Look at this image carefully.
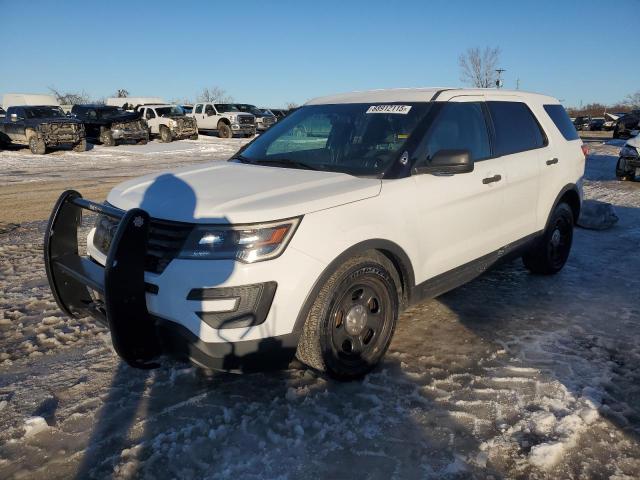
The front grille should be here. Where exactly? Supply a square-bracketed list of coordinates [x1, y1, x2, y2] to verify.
[93, 213, 192, 274]
[112, 119, 145, 131]
[263, 116, 275, 126]
[239, 116, 254, 125]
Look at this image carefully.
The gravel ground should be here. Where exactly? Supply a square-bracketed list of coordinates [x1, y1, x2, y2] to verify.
[0, 137, 639, 479]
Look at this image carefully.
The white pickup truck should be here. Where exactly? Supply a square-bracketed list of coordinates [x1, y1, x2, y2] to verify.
[136, 104, 198, 142]
[187, 102, 255, 138]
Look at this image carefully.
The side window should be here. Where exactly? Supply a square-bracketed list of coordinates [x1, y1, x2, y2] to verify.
[488, 101, 546, 156]
[87, 109, 97, 120]
[204, 104, 214, 115]
[194, 104, 203, 114]
[418, 102, 490, 162]
[146, 108, 156, 120]
[543, 104, 579, 141]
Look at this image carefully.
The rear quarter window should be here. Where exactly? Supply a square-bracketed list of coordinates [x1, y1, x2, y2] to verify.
[543, 104, 579, 141]
[488, 101, 547, 156]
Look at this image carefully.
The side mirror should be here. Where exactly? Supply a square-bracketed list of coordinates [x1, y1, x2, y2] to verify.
[10, 113, 20, 122]
[413, 149, 474, 175]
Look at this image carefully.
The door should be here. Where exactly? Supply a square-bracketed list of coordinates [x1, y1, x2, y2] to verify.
[6, 108, 27, 141]
[486, 100, 545, 240]
[144, 108, 159, 134]
[85, 109, 100, 139]
[203, 103, 220, 129]
[412, 98, 507, 280]
[193, 103, 206, 128]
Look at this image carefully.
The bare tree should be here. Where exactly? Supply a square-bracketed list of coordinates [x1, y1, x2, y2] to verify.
[624, 91, 640, 109]
[197, 87, 233, 103]
[114, 89, 129, 98]
[48, 86, 92, 105]
[458, 47, 501, 88]
[285, 102, 299, 110]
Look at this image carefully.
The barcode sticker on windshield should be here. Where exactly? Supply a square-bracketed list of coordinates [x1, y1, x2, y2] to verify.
[366, 105, 412, 114]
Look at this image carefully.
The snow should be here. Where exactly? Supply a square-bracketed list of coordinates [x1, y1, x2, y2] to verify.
[0, 137, 639, 478]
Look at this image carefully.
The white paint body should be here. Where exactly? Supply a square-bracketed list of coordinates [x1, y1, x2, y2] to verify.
[88, 88, 585, 345]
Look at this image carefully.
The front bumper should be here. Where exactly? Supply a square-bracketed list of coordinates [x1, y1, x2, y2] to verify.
[43, 133, 84, 146]
[231, 123, 256, 135]
[112, 127, 148, 141]
[45, 191, 323, 371]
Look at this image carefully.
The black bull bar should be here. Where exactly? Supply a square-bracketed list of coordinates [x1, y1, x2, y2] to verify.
[44, 190, 161, 368]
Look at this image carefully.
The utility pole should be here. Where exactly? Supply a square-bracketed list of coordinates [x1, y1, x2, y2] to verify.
[516, 78, 520, 90]
[495, 69, 506, 89]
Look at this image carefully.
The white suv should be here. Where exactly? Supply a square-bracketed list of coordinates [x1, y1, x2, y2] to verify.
[45, 88, 585, 379]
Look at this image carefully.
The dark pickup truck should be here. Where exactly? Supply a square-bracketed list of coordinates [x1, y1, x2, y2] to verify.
[0, 105, 86, 154]
[71, 104, 149, 146]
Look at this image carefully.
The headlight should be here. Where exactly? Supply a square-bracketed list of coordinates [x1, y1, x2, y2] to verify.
[620, 145, 639, 157]
[229, 115, 237, 122]
[178, 217, 301, 262]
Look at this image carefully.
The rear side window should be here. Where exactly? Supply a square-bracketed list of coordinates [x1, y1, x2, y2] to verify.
[543, 104, 579, 140]
[488, 101, 546, 156]
[419, 102, 491, 162]
[194, 104, 202, 114]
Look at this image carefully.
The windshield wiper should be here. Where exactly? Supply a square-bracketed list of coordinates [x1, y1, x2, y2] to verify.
[254, 159, 319, 171]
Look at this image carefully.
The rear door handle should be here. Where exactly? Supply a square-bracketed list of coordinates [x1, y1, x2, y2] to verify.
[546, 158, 559, 165]
[482, 174, 502, 184]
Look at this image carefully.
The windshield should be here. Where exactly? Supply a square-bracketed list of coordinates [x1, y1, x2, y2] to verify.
[155, 106, 185, 117]
[236, 103, 431, 176]
[215, 104, 240, 113]
[98, 107, 127, 119]
[236, 104, 263, 115]
[25, 107, 67, 119]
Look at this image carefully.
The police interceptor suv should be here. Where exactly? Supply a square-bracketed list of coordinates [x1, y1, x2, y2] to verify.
[45, 88, 585, 379]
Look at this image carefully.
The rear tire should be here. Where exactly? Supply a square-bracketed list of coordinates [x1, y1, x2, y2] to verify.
[160, 126, 172, 143]
[217, 122, 232, 139]
[190, 133, 199, 140]
[296, 252, 400, 380]
[523, 202, 574, 275]
[29, 135, 46, 155]
[137, 136, 148, 145]
[72, 139, 87, 152]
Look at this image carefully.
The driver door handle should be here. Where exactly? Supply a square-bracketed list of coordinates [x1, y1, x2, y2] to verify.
[546, 158, 559, 165]
[482, 174, 502, 184]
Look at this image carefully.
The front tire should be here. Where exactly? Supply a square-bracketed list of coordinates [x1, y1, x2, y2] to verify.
[73, 139, 87, 152]
[616, 157, 633, 181]
[101, 129, 115, 147]
[190, 133, 199, 140]
[523, 202, 574, 275]
[217, 122, 232, 139]
[29, 135, 46, 155]
[296, 252, 400, 380]
[160, 126, 172, 143]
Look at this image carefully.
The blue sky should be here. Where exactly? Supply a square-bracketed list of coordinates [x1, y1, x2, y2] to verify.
[1, 0, 638, 108]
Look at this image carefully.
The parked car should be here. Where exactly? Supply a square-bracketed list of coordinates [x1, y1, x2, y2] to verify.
[187, 102, 255, 138]
[573, 116, 590, 131]
[613, 112, 640, 139]
[234, 104, 277, 131]
[181, 104, 193, 114]
[0, 107, 5, 118]
[71, 104, 149, 146]
[0, 105, 86, 154]
[106, 97, 165, 111]
[135, 104, 198, 142]
[616, 135, 640, 181]
[45, 88, 585, 379]
[603, 112, 626, 131]
[584, 118, 605, 131]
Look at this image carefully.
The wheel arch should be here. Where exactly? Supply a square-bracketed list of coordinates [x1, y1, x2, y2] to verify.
[218, 118, 231, 127]
[547, 184, 581, 228]
[291, 239, 415, 337]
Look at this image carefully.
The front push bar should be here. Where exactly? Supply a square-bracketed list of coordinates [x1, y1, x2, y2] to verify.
[44, 190, 161, 368]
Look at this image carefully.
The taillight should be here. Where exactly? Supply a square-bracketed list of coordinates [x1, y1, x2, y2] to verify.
[581, 144, 589, 157]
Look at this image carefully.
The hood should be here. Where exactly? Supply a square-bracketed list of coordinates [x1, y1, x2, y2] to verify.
[107, 162, 381, 224]
[37, 117, 81, 124]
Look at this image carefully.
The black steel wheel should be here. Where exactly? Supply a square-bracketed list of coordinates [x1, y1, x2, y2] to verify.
[523, 202, 574, 275]
[296, 252, 400, 380]
[218, 122, 232, 139]
[29, 135, 46, 154]
[160, 126, 172, 143]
